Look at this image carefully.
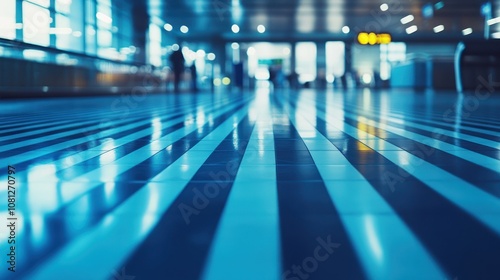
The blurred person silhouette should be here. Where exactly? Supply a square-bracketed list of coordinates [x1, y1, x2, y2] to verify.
[268, 65, 276, 89]
[190, 63, 198, 92]
[169, 48, 185, 92]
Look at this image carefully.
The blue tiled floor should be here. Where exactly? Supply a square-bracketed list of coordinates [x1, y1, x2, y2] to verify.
[2, 88, 500, 280]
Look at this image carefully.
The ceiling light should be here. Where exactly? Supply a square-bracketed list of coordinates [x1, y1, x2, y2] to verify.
[491, 32, 500, 39]
[342, 26, 350, 34]
[434, 2, 444, 10]
[400, 15, 414, 24]
[247, 47, 256, 56]
[487, 17, 500, 26]
[257, 24, 266, 33]
[406, 25, 418, 34]
[462, 28, 473, 36]
[196, 50, 206, 57]
[433, 25, 444, 33]
[380, 3, 388, 11]
[164, 23, 173, 31]
[180, 25, 189, 33]
[231, 42, 239, 49]
[207, 53, 216, 60]
[231, 24, 240, 33]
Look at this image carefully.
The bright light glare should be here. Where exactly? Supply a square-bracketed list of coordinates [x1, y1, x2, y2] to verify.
[433, 25, 444, 33]
[362, 73, 372, 85]
[487, 17, 500, 26]
[207, 53, 216, 60]
[406, 25, 418, 34]
[180, 25, 189, 33]
[231, 24, 240, 33]
[196, 50, 206, 57]
[462, 28, 473, 36]
[400, 15, 414, 24]
[247, 47, 256, 56]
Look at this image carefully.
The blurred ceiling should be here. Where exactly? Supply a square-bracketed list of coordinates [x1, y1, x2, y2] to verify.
[147, 0, 500, 42]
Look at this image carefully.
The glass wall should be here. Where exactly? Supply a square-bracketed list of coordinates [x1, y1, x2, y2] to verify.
[295, 42, 317, 84]
[0, 0, 158, 65]
[380, 43, 406, 80]
[325, 41, 345, 82]
[0, 0, 17, 40]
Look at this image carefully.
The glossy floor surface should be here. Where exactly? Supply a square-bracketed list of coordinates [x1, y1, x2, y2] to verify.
[2, 88, 500, 280]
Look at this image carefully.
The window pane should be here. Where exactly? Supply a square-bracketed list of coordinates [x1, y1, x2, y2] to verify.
[295, 42, 317, 83]
[23, 1, 51, 46]
[148, 23, 162, 66]
[55, 14, 83, 52]
[0, 0, 16, 39]
[97, 29, 112, 47]
[326, 41, 345, 77]
[96, 3, 112, 29]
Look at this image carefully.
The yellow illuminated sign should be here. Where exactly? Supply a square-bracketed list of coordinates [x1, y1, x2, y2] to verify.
[357, 32, 392, 45]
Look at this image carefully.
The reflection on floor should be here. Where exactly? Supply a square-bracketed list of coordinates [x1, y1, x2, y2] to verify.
[2, 88, 500, 280]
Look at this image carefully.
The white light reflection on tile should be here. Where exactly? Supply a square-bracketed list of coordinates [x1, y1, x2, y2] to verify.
[99, 163, 118, 182]
[64, 195, 90, 235]
[184, 113, 195, 126]
[29, 214, 46, 247]
[28, 165, 59, 213]
[327, 92, 345, 131]
[364, 215, 384, 262]
[98, 139, 117, 165]
[151, 117, 163, 140]
[196, 108, 206, 126]
[362, 88, 371, 111]
[104, 182, 115, 203]
[295, 92, 317, 138]
[140, 185, 160, 234]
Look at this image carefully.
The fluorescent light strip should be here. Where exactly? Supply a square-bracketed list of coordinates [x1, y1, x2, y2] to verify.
[462, 28, 473, 36]
[406, 25, 418, 34]
[400, 15, 414, 24]
[487, 17, 500, 25]
[433, 25, 444, 33]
